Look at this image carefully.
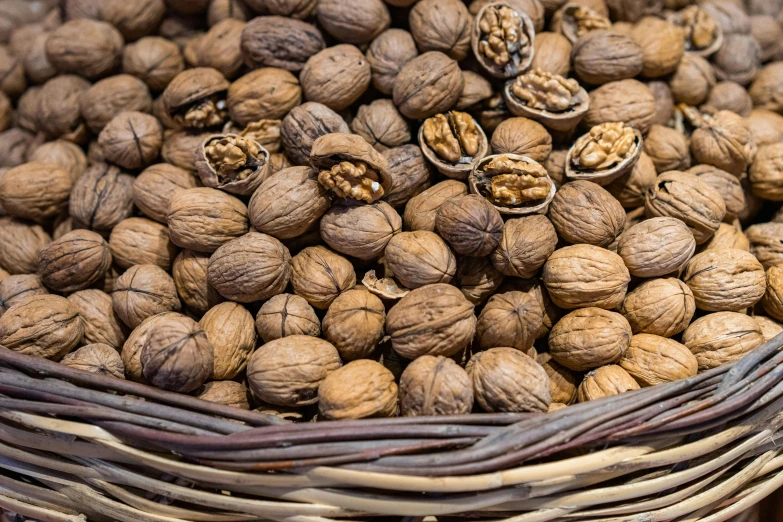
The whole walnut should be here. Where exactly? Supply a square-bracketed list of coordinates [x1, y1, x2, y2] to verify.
[280, 102, 350, 166]
[549, 307, 632, 371]
[247, 335, 341, 407]
[194, 19, 244, 79]
[80, 75, 153, 133]
[700, 0, 749, 35]
[0, 162, 72, 222]
[99, 0, 165, 41]
[61, 343, 125, 380]
[120, 311, 176, 381]
[133, 163, 201, 224]
[490, 215, 557, 278]
[606, 152, 657, 208]
[706, 82, 753, 118]
[685, 165, 743, 219]
[98, 111, 163, 170]
[643, 125, 691, 173]
[750, 144, 783, 201]
[456, 256, 505, 305]
[0, 129, 36, 168]
[584, 79, 656, 134]
[319, 359, 397, 420]
[300, 45, 370, 112]
[21, 32, 56, 85]
[241, 16, 324, 72]
[578, 364, 640, 402]
[352, 99, 410, 152]
[384, 231, 456, 289]
[382, 145, 433, 207]
[0, 274, 46, 315]
[531, 32, 573, 78]
[208, 232, 292, 303]
[616, 217, 695, 277]
[45, 20, 123, 79]
[244, 0, 318, 17]
[644, 171, 726, 244]
[620, 278, 695, 337]
[318, 0, 390, 45]
[255, 293, 320, 343]
[669, 54, 715, 107]
[647, 80, 673, 124]
[29, 140, 87, 182]
[387, 283, 476, 359]
[542, 244, 631, 310]
[37, 75, 90, 140]
[748, 223, 783, 268]
[750, 63, 783, 115]
[320, 202, 401, 260]
[763, 265, 783, 322]
[141, 313, 213, 393]
[167, 188, 248, 253]
[403, 180, 468, 232]
[691, 111, 755, 177]
[619, 334, 697, 386]
[227, 68, 301, 126]
[537, 352, 579, 405]
[366, 29, 418, 96]
[162, 68, 230, 130]
[477, 290, 551, 351]
[70, 163, 135, 232]
[290, 245, 354, 310]
[0, 218, 51, 275]
[37, 230, 111, 293]
[399, 355, 473, 416]
[200, 302, 256, 380]
[750, 15, 783, 62]
[172, 250, 222, 316]
[712, 33, 760, 86]
[0, 46, 25, 98]
[548, 181, 625, 247]
[630, 17, 684, 78]
[571, 30, 643, 85]
[122, 36, 185, 91]
[197, 380, 250, 409]
[393, 51, 464, 120]
[109, 217, 177, 270]
[455, 71, 492, 113]
[0, 294, 82, 360]
[683, 248, 766, 312]
[755, 315, 783, 341]
[113, 264, 181, 329]
[322, 288, 385, 361]
[435, 195, 503, 257]
[490, 117, 552, 163]
[682, 311, 764, 370]
[162, 131, 210, 170]
[66, 289, 127, 349]
[410, 0, 471, 60]
[702, 222, 750, 253]
[467, 347, 551, 413]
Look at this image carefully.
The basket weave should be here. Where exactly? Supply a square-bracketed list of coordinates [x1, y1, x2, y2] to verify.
[1, 332, 783, 522]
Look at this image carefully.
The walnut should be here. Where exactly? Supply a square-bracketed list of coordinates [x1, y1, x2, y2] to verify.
[318, 359, 397, 419]
[36, 75, 90, 141]
[668, 5, 721, 55]
[384, 231, 456, 289]
[227, 68, 301, 127]
[490, 215, 556, 278]
[619, 334, 697, 387]
[0, 275, 47, 318]
[472, 3, 534, 78]
[133, 164, 201, 224]
[255, 293, 319, 343]
[578, 364, 639, 402]
[537, 352, 578, 405]
[162, 68, 229, 129]
[200, 302, 256, 380]
[0, 162, 72, 222]
[702, 222, 750, 253]
[0, 45, 25, 98]
[554, 4, 611, 43]
[69, 163, 134, 233]
[318, 0, 390, 45]
[79, 75, 152, 133]
[669, 54, 715, 108]
[690, 111, 756, 177]
[490, 117, 552, 163]
[683, 248, 766, 312]
[584, 79, 656, 135]
[171, 250, 221, 316]
[167, 188, 248, 253]
[410, 0, 471, 61]
[0, 294, 82, 360]
[640, 124, 690, 174]
[644, 171, 726, 245]
[548, 307, 632, 371]
[123, 36, 185, 91]
[352, 100, 410, 153]
[549, 180, 625, 247]
[290, 245, 354, 310]
[754, 315, 783, 341]
[750, 15, 783, 62]
[467, 347, 551, 412]
[280, 102, 350, 166]
[387, 283, 476, 359]
[161, 131, 210, 170]
[570, 30, 643, 86]
[59, 343, 125, 379]
[0, 218, 50, 275]
[568, 122, 640, 185]
[244, 0, 317, 18]
[470, 154, 554, 214]
[399, 355, 473, 416]
[322, 288, 385, 361]
[20, 32, 56, 85]
[605, 153, 656, 209]
[141, 313, 213, 393]
[121, 311, 179, 381]
[37, 230, 111, 293]
[477, 290, 552, 351]
[320, 201, 401, 260]
[113, 264, 181, 329]
[45, 19, 123, 79]
[0, 129, 37, 168]
[193, 19, 244, 79]
[704, 82, 752, 118]
[403, 180, 468, 232]
[196, 380, 250, 409]
[228, 119, 281, 154]
[393, 51, 464, 120]
[542, 244, 631, 310]
[366, 29, 418, 96]
[747, 223, 783, 268]
[629, 17, 685, 79]
[98, 111, 163, 170]
[109, 217, 177, 270]
[29, 140, 87, 182]
[456, 256, 505, 305]
[66, 289, 127, 350]
[616, 217, 695, 278]
[247, 335, 341, 407]
[712, 33, 761, 86]
[240, 16, 323, 72]
[682, 311, 764, 370]
[420, 111, 489, 179]
[195, 134, 269, 196]
[457, 70, 495, 110]
[750, 144, 783, 202]
[506, 67, 588, 131]
[750, 63, 783, 116]
[300, 45, 370, 112]
[620, 278, 695, 338]
[435, 195, 503, 257]
[208, 232, 292, 303]
[382, 145, 434, 207]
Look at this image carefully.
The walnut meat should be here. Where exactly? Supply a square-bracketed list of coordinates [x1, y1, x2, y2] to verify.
[420, 111, 488, 179]
[435, 194, 503, 257]
[45, 20, 123, 79]
[467, 347, 551, 413]
[280, 102, 350, 166]
[472, 3, 535, 78]
[549, 307, 632, 371]
[256, 293, 320, 343]
[61, 344, 125, 380]
[133, 163, 201, 224]
[300, 45, 370, 112]
[98, 111, 163, 170]
[195, 134, 269, 196]
[366, 29, 418, 96]
[247, 335, 341, 407]
[167, 188, 249, 253]
[67, 289, 128, 350]
[290, 246, 354, 310]
[691, 111, 756, 177]
[0, 162, 72, 222]
[0, 295, 82, 360]
[113, 264, 181, 329]
[619, 334, 697, 386]
[399, 355, 473, 416]
[620, 278, 695, 337]
[318, 359, 397, 420]
[578, 365, 640, 402]
[393, 51, 464, 120]
[384, 231, 456, 289]
[70, 163, 135, 233]
[549, 180, 625, 247]
[0, 218, 51, 275]
[683, 248, 766, 312]
[240, 16, 324, 72]
[490, 215, 557, 278]
[403, 180, 468, 232]
[682, 311, 764, 370]
[322, 288, 385, 361]
[320, 201, 401, 260]
[616, 217, 696, 277]
[411, 0, 471, 61]
[477, 290, 551, 351]
[38, 230, 112, 293]
[200, 302, 256, 380]
[109, 217, 177, 270]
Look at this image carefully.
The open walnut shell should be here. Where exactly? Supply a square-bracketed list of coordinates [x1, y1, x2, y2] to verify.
[162, 68, 230, 130]
[471, 2, 536, 79]
[565, 123, 643, 185]
[555, 3, 612, 45]
[362, 270, 410, 300]
[666, 6, 723, 58]
[469, 153, 556, 215]
[418, 111, 489, 180]
[503, 69, 589, 132]
[195, 134, 270, 196]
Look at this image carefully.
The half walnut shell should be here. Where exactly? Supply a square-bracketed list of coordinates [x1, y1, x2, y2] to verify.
[555, 3, 612, 45]
[362, 269, 410, 300]
[418, 111, 489, 180]
[503, 69, 589, 132]
[471, 2, 536, 79]
[195, 134, 270, 196]
[566, 124, 643, 186]
[469, 153, 556, 215]
[666, 6, 723, 59]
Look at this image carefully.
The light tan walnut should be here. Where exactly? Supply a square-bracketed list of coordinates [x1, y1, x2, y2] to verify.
[548, 307, 632, 371]
[478, 5, 528, 66]
[578, 365, 640, 402]
[683, 248, 766, 312]
[399, 355, 473, 416]
[482, 154, 551, 206]
[511, 68, 581, 111]
[619, 334, 698, 386]
[61, 344, 125, 380]
[318, 359, 398, 420]
[682, 312, 764, 370]
[422, 111, 480, 164]
[620, 278, 695, 337]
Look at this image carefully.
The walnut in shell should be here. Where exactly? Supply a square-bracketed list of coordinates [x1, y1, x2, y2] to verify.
[489, 117, 552, 163]
[227, 68, 301, 126]
[537, 352, 578, 405]
[133, 163, 201, 224]
[702, 222, 750, 253]
[193, 19, 244, 79]
[570, 30, 643, 85]
[531, 31, 573, 78]
[121, 311, 178, 382]
[477, 290, 551, 351]
[167, 188, 249, 253]
[490, 214, 557, 278]
[456, 256, 505, 305]
[197, 381, 250, 409]
[255, 293, 320, 343]
[410, 0, 471, 60]
[0, 162, 72, 222]
[70, 163, 135, 233]
[403, 180, 468, 232]
[290, 246, 354, 310]
[320, 201, 401, 260]
[318, 0, 390, 45]
[322, 288, 385, 361]
[67, 289, 128, 350]
[399, 355, 473, 416]
[162, 67, 230, 129]
[688, 165, 745, 218]
[195, 134, 269, 196]
[504, 68, 589, 131]
[683, 248, 766, 312]
[172, 250, 222, 316]
[200, 302, 256, 380]
[469, 153, 555, 215]
[419, 111, 489, 180]
[471, 3, 535, 78]
[366, 29, 419, 96]
[392, 51, 464, 120]
[548, 180, 625, 247]
[98, 111, 163, 170]
[755, 315, 783, 341]
[113, 264, 181, 329]
[578, 364, 640, 402]
[565, 122, 642, 185]
[690, 111, 756, 177]
[682, 311, 764, 370]
[61, 343, 126, 380]
[0, 294, 82, 360]
[319, 359, 397, 420]
[45, 19, 123, 79]
[240, 16, 324, 72]
[37, 75, 90, 141]
[616, 217, 695, 277]
[467, 347, 551, 412]
[352, 99, 410, 153]
[0, 275, 47, 318]
[0, 218, 51, 275]
[549, 307, 632, 371]
[619, 334, 697, 386]
[747, 223, 783, 269]
[280, 102, 350, 166]
[750, 144, 783, 202]
[109, 217, 177, 270]
[435, 194, 503, 257]
[300, 45, 370, 112]
[122, 36, 185, 91]
[29, 140, 88, 182]
[37, 230, 112, 293]
[630, 17, 685, 78]
[620, 278, 694, 337]
[583, 79, 656, 135]
[382, 144, 434, 207]
[643, 124, 691, 174]
[706, 81, 752, 117]
[384, 231, 457, 289]
[79, 74, 152, 133]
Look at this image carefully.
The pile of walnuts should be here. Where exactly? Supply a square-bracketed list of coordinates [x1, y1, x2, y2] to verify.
[2, 0, 783, 420]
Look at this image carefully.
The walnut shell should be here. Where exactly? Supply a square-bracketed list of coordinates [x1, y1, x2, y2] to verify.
[366, 29, 418, 96]
[682, 311, 764, 370]
[403, 180, 468, 232]
[616, 217, 695, 277]
[162, 67, 230, 129]
[584, 79, 656, 134]
[490, 117, 552, 163]
[386, 283, 476, 359]
[45, 19, 123, 79]
[0, 128, 37, 168]
[542, 244, 631, 310]
[197, 380, 250, 409]
[320, 201, 401, 260]
[161, 131, 210, 170]
[194, 19, 244, 79]
[318, 359, 397, 420]
[669, 53, 715, 107]
[167, 188, 249, 253]
[620, 278, 694, 337]
[290, 245, 354, 310]
[318, 0, 390, 45]
[38, 230, 111, 293]
[247, 335, 341, 407]
[122, 36, 185, 91]
[67, 289, 128, 350]
[750, 144, 783, 202]
[702, 221, 750, 253]
[647, 81, 674, 126]
[29, 140, 88, 182]
[240, 16, 324, 72]
[98, 111, 163, 170]
[684, 248, 766, 312]
[619, 334, 697, 386]
[392, 51, 464, 120]
[578, 364, 640, 402]
[109, 217, 177, 270]
[435, 194, 503, 257]
[0, 162, 72, 222]
[399, 355, 473, 416]
[712, 33, 760, 86]
[0, 294, 83, 360]
[763, 265, 783, 322]
[642, 124, 691, 173]
[630, 17, 684, 78]
[748, 223, 783, 268]
[754, 315, 783, 341]
[121, 311, 179, 381]
[548, 180, 625, 247]
[113, 264, 181, 329]
[490, 214, 557, 278]
[605, 152, 658, 209]
[322, 287, 385, 361]
[255, 293, 320, 343]
[0, 45, 25, 98]
[705, 81, 753, 117]
[171, 250, 222, 316]
[242, 0, 317, 18]
[456, 70, 494, 110]
[410, 0, 471, 60]
[467, 347, 551, 412]
[79, 74, 153, 133]
[381, 144, 434, 207]
[37, 75, 90, 141]
[0, 218, 51, 275]
[133, 163, 201, 224]
[572, 30, 643, 85]
[352, 99, 410, 153]
[750, 63, 783, 115]
[477, 290, 551, 351]
[384, 231, 457, 289]
[537, 352, 578, 405]
[691, 110, 756, 177]
[227, 68, 301, 127]
[687, 164, 745, 218]
[200, 302, 256, 380]
[531, 31, 572, 78]
[61, 343, 125, 379]
[456, 256, 505, 305]
[300, 45, 370, 112]
[549, 307, 632, 371]
[280, 102, 350, 166]
[70, 163, 135, 233]
[0, 274, 47, 317]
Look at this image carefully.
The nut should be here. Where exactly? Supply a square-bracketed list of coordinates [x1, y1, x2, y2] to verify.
[38, 230, 112, 293]
[194, 19, 244, 79]
[240, 16, 324, 72]
[477, 290, 552, 351]
[750, 144, 783, 201]
[473, 3, 534, 78]
[393, 51, 464, 120]
[619, 334, 698, 386]
[122, 36, 185, 91]
[255, 293, 320, 343]
[384, 231, 457, 289]
[549, 307, 632, 371]
[317, 0, 390, 45]
[320, 201, 401, 260]
[121, 311, 180, 382]
[643, 124, 691, 173]
[577, 365, 640, 402]
[571, 122, 637, 172]
[171, 250, 222, 316]
[61, 344, 125, 380]
[584, 79, 656, 134]
[616, 217, 696, 277]
[37, 75, 90, 141]
[683, 248, 766, 312]
[422, 111, 483, 165]
[366, 29, 419, 96]
[70, 163, 135, 233]
[669, 6, 720, 53]
[322, 287, 385, 361]
[682, 311, 764, 370]
[167, 188, 249, 253]
[280, 102, 350, 166]
[300, 45, 370, 111]
[319, 359, 398, 420]
[456, 256, 505, 305]
[290, 246, 355, 310]
[747, 223, 783, 268]
[0, 275, 47, 318]
[352, 99, 410, 153]
[197, 381, 250, 410]
[195, 134, 269, 195]
[537, 352, 578, 405]
[0, 218, 51, 275]
[691, 110, 756, 177]
[403, 180, 468, 232]
[29, 140, 88, 182]
[98, 111, 163, 170]
[688, 164, 745, 218]
[113, 264, 182, 329]
[472, 154, 553, 209]
[79, 74, 152, 133]
[162, 68, 230, 129]
[706, 81, 753, 117]
[45, 20, 123, 79]
[763, 265, 783, 322]
[0, 294, 83, 360]
[399, 355, 473, 416]
[549, 180, 626, 247]
[0, 162, 73, 222]
[67, 289, 128, 350]
[411, 0, 471, 60]
[382, 145, 434, 207]
[702, 222, 750, 253]
[467, 347, 551, 412]
[227, 68, 301, 126]
[435, 194, 503, 257]
[133, 163, 202, 224]
[630, 17, 685, 78]
[200, 302, 256, 380]
[490, 117, 552, 163]
[109, 217, 178, 270]
[755, 315, 783, 341]
[620, 278, 695, 337]
[571, 30, 643, 85]
[490, 215, 557, 278]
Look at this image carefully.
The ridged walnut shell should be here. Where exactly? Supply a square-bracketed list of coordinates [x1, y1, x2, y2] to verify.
[747, 223, 783, 268]
[197, 381, 250, 410]
[0, 162, 72, 222]
[683, 248, 766, 312]
[109, 217, 178, 270]
[456, 256, 505, 305]
[172, 250, 223, 316]
[70, 163, 135, 233]
[37, 230, 112, 293]
[467, 347, 551, 412]
[240, 15, 325, 72]
[578, 364, 640, 402]
[619, 334, 697, 386]
[549, 307, 632, 371]
[763, 265, 783, 322]
[61, 343, 125, 380]
[133, 163, 202, 224]
[0, 294, 83, 360]
[490, 215, 557, 278]
[318, 359, 397, 420]
[690, 110, 756, 177]
[201, 302, 256, 380]
[435, 194, 503, 257]
[682, 312, 764, 371]
[392, 51, 464, 120]
[384, 231, 456, 289]
[0, 275, 47, 318]
[620, 278, 694, 337]
[121, 312, 179, 382]
[309, 133, 393, 199]
[255, 293, 320, 343]
[583, 79, 656, 134]
[0, 218, 51, 275]
[548, 180, 625, 247]
[322, 288, 385, 361]
[67, 289, 128, 350]
[477, 290, 551, 351]
[403, 180, 468, 232]
[290, 246, 355, 310]
[616, 217, 695, 277]
[366, 29, 419, 96]
[113, 264, 181, 329]
[537, 352, 578, 405]
[399, 355, 473, 416]
[320, 202, 401, 260]
[167, 188, 249, 253]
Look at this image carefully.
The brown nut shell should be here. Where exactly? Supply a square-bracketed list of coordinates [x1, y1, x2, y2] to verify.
[67, 289, 128, 350]
[167, 188, 249, 253]
[322, 288, 385, 361]
[747, 223, 783, 269]
[201, 302, 256, 380]
[471, 3, 536, 79]
[0, 275, 47, 318]
[133, 163, 202, 224]
[255, 293, 320, 343]
[683, 248, 766, 312]
[399, 355, 473, 416]
[682, 311, 764, 370]
[537, 352, 578, 405]
[548, 180, 625, 247]
[467, 347, 551, 413]
[113, 264, 181, 329]
[616, 217, 696, 277]
[61, 343, 125, 380]
[70, 163, 135, 233]
[195, 133, 270, 196]
[477, 290, 551, 351]
[548, 307, 632, 371]
[490, 215, 557, 278]
[435, 194, 503, 257]
[620, 278, 695, 337]
[0, 218, 51, 275]
[384, 231, 457, 289]
[320, 201, 401, 261]
[403, 180, 468, 232]
[109, 217, 177, 271]
[392, 51, 464, 120]
[0, 294, 83, 360]
[418, 112, 489, 180]
[619, 334, 697, 386]
[197, 381, 250, 410]
[38, 230, 112, 293]
[290, 246, 355, 310]
[578, 364, 640, 402]
[318, 359, 397, 420]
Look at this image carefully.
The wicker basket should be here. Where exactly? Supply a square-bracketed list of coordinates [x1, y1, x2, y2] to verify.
[1, 331, 783, 522]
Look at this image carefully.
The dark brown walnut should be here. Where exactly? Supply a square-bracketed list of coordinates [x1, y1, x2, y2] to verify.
[617, 217, 695, 278]
[0, 275, 46, 318]
[141, 314, 213, 393]
[256, 293, 320, 343]
[467, 347, 551, 413]
[754, 316, 782, 341]
[172, 250, 222, 315]
[619, 334, 697, 386]
[578, 364, 639, 402]
[531, 32, 572, 77]
[387, 283, 476, 359]
[319, 359, 397, 420]
[113, 264, 181, 329]
[0, 218, 51, 275]
[161, 131, 210, 170]
[702, 222, 750, 253]
[37, 75, 90, 140]
[166, 0, 210, 15]
[249, 166, 330, 240]
[471, 2, 535, 78]
[411, 0, 471, 61]
[682, 311, 764, 370]
[318, 0, 390, 45]
[712, 33, 760, 86]
[399, 355, 473, 416]
[352, 100, 410, 153]
[537, 352, 578, 405]
[167, 188, 248, 253]
[99, 0, 165, 41]
[750, 63, 783, 115]
[706, 82, 753, 118]
[642, 124, 691, 173]
[197, 381, 250, 409]
[67, 289, 127, 349]
[549, 307, 632, 371]
[45, 20, 123, 79]
[133, 163, 201, 224]
[0, 45, 25, 98]
[543, 244, 631, 310]
[162, 68, 230, 129]
[227, 68, 301, 127]
[0, 162, 72, 222]
[79, 75, 152, 133]
[630, 17, 684, 78]
[490, 117, 552, 163]
[300, 45, 370, 112]
[571, 30, 643, 85]
[456, 71, 494, 110]
[584, 79, 656, 135]
[195, 134, 269, 196]
[549, 181, 625, 247]
[29, 140, 87, 182]
[366, 29, 418, 96]
[645, 171, 726, 245]
[690, 111, 755, 177]
[194, 19, 244, 79]
[98, 111, 163, 170]
[490, 215, 556, 278]
[61, 344, 125, 379]
[322, 288, 385, 361]
[470, 154, 555, 215]
[320, 202, 401, 260]
[393, 51, 464, 120]
[403, 180, 468, 232]
[763, 265, 783, 322]
[456, 256, 505, 305]
[669, 54, 715, 107]
[290, 245, 354, 310]
[750, 144, 783, 202]
[241, 16, 324, 72]
[688, 164, 745, 218]
[122, 36, 185, 91]
[683, 248, 766, 312]
[37, 230, 111, 293]
[435, 195, 503, 257]
[13, 30, 52, 85]
[0, 294, 82, 360]
[200, 302, 256, 380]
[70, 163, 135, 233]
[620, 278, 694, 337]
[477, 290, 551, 351]
[208, 232, 292, 303]
[606, 152, 657, 209]
[382, 145, 433, 207]
[110, 217, 177, 270]
[247, 335, 341, 407]
[747, 223, 783, 268]
[384, 231, 456, 289]
[280, 102, 350, 166]
[0, 129, 36, 168]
